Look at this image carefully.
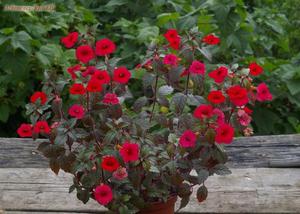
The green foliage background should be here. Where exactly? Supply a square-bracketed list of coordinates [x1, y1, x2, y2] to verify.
[0, 0, 299, 136]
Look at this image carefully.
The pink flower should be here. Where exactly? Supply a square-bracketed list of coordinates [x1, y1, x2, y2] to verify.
[212, 108, 225, 125]
[113, 167, 128, 180]
[163, 54, 178, 66]
[119, 142, 139, 163]
[256, 83, 272, 102]
[179, 130, 197, 148]
[193, 104, 214, 119]
[189, 60, 205, 75]
[68, 104, 85, 119]
[94, 184, 113, 205]
[237, 109, 252, 126]
[103, 93, 119, 105]
[215, 123, 234, 144]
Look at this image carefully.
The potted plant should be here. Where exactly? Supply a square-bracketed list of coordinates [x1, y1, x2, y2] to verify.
[17, 27, 272, 213]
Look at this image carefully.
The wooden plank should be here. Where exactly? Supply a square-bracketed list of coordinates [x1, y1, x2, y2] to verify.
[1, 135, 300, 168]
[0, 168, 299, 213]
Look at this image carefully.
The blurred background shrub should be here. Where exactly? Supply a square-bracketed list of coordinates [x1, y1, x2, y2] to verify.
[0, 0, 299, 136]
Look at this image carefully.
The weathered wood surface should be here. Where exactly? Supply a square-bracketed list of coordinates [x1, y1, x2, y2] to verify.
[0, 168, 299, 213]
[1, 134, 300, 168]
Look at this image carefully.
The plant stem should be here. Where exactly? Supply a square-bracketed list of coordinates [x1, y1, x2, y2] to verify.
[149, 74, 159, 122]
[185, 72, 191, 95]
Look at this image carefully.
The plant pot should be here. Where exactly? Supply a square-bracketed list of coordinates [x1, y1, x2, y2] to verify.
[138, 196, 177, 214]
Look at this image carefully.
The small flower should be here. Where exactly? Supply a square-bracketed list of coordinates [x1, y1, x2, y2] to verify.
[207, 90, 225, 104]
[256, 83, 272, 102]
[30, 91, 47, 105]
[95, 38, 116, 56]
[202, 34, 220, 45]
[243, 106, 253, 115]
[212, 108, 225, 125]
[69, 83, 86, 95]
[163, 54, 178, 66]
[164, 29, 179, 41]
[113, 67, 131, 84]
[226, 85, 249, 106]
[81, 66, 98, 77]
[91, 70, 111, 84]
[67, 64, 81, 79]
[86, 79, 102, 92]
[215, 123, 234, 144]
[68, 104, 85, 119]
[94, 184, 113, 205]
[113, 167, 128, 180]
[179, 130, 197, 148]
[61, 32, 79, 48]
[76, 45, 95, 64]
[17, 123, 32, 138]
[33, 121, 51, 134]
[101, 156, 120, 172]
[189, 60, 205, 75]
[243, 127, 254, 136]
[237, 109, 252, 126]
[169, 37, 180, 50]
[249, 62, 263, 76]
[193, 104, 214, 119]
[208, 66, 228, 83]
[103, 93, 119, 105]
[119, 141, 139, 163]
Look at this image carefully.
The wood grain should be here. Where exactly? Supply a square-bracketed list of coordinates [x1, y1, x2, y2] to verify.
[0, 168, 299, 213]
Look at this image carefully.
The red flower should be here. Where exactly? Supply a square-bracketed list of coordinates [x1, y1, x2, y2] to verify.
[202, 34, 220, 45]
[215, 123, 234, 144]
[17, 123, 32, 138]
[86, 79, 102, 92]
[67, 64, 81, 79]
[94, 184, 113, 205]
[33, 121, 50, 134]
[95, 38, 116, 56]
[193, 104, 214, 119]
[69, 83, 86, 95]
[179, 130, 197, 148]
[101, 156, 120, 172]
[189, 60, 205, 75]
[208, 66, 228, 83]
[30, 91, 47, 105]
[119, 141, 139, 163]
[249, 62, 263, 76]
[244, 106, 253, 115]
[226, 85, 249, 106]
[256, 83, 272, 102]
[76, 45, 95, 64]
[61, 32, 78, 48]
[208, 90, 225, 104]
[163, 54, 178, 66]
[68, 104, 85, 119]
[91, 70, 111, 84]
[164, 29, 179, 41]
[103, 93, 119, 105]
[169, 37, 180, 50]
[81, 66, 98, 77]
[113, 67, 131, 84]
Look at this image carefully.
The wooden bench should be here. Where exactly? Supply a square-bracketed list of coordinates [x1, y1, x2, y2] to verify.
[0, 135, 300, 213]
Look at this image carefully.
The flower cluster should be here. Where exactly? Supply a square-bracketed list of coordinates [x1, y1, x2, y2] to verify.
[17, 28, 272, 213]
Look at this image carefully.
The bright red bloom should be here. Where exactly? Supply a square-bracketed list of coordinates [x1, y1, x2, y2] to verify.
[81, 66, 98, 77]
[244, 106, 253, 115]
[189, 60, 205, 75]
[75, 45, 95, 64]
[103, 93, 119, 105]
[226, 85, 249, 106]
[17, 123, 32, 138]
[208, 66, 228, 83]
[113, 67, 131, 84]
[94, 184, 113, 205]
[91, 70, 111, 84]
[193, 104, 214, 119]
[86, 79, 102, 92]
[164, 29, 179, 41]
[119, 141, 139, 163]
[67, 64, 81, 79]
[249, 62, 263, 76]
[208, 90, 225, 104]
[33, 121, 50, 134]
[61, 32, 78, 48]
[179, 130, 197, 148]
[68, 104, 85, 119]
[101, 156, 120, 172]
[95, 38, 116, 56]
[202, 34, 220, 45]
[169, 37, 180, 50]
[163, 54, 178, 66]
[215, 123, 234, 144]
[256, 83, 272, 102]
[30, 91, 47, 105]
[69, 83, 86, 95]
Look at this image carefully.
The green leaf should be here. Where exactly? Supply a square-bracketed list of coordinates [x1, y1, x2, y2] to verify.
[11, 31, 32, 54]
[157, 13, 180, 26]
[196, 168, 209, 183]
[133, 96, 148, 112]
[50, 158, 60, 175]
[137, 26, 159, 43]
[171, 93, 187, 114]
[77, 188, 90, 204]
[0, 104, 10, 122]
[196, 185, 208, 203]
[212, 164, 232, 175]
[158, 85, 174, 96]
